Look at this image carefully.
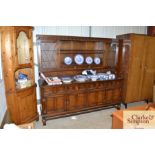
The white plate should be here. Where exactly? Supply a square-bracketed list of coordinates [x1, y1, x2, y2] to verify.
[64, 57, 72, 65]
[94, 57, 101, 65]
[61, 77, 72, 83]
[74, 75, 87, 82]
[74, 54, 84, 65]
[85, 56, 93, 64]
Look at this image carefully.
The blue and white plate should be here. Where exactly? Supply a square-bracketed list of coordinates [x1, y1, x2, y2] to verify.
[61, 77, 73, 83]
[94, 57, 101, 65]
[64, 57, 72, 65]
[74, 75, 87, 82]
[85, 56, 93, 65]
[74, 54, 84, 65]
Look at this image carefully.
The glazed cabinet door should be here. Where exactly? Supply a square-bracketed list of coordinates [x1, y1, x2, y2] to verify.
[16, 86, 38, 124]
[15, 27, 33, 67]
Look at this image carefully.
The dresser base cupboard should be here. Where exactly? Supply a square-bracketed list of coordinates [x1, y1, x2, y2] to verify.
[117, 34, 155, 107]
[41, 79, 123, 125]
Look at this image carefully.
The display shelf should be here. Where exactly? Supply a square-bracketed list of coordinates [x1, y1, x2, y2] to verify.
[15, 84, 36, 92]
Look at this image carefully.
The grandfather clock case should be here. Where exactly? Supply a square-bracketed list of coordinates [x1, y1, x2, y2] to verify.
[0, 26, 39, 125]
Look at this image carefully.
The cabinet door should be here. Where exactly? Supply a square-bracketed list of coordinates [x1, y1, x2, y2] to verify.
[125, 36, 145, 103]
[112, 88, 122, 103]
[46, 95, 66, 114]
[121, 41, 131, 101]
[15, 27, 33, 67]
[105, 88, 121, 104]
[140, 37, 155, 100]
[67, 93, 86, 111]
[17, 31, 30, 65]
[88, 91, 98, 107]
[17, 86, 38, 124]
[96, 90, 106, 106]
[105, 89, 113, 104]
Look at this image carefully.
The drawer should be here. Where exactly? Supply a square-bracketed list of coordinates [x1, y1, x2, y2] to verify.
[89, 83, 98, 88]
[42, 85, 66, 95]
[95, 82, 107, 89]
[78, 83, 90, 90]
[66, 84, 78, 92]
[106, 81, 122, 89]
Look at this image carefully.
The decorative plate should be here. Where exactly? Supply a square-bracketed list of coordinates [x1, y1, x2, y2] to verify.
[74, 75, 87, 82]
[94, 57, 101, 65]
[61, 77, 73, 84]
[64, 57, 72, 65]
[74, 54, 84, 65]
[85, 56, 93, 65]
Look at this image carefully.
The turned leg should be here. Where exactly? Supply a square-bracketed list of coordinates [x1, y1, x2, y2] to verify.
[36, 116, 39, 122]
[42, 119, 46, 126]
[125, 103, 127, 109]
[145, 99, 149, 104]
[122, 102, 127, 109]
[116, 104, 121, 110]
[114, 104, 121, 110]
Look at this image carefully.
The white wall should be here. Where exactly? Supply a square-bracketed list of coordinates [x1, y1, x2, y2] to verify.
[33, 26, 147, 100]
[0, 33, 2, 79]
[33, 26, 90, 41]
[0, 81, 7, 126]
[91, 26, 147, 38]
[0, 33, 7, 126]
